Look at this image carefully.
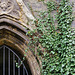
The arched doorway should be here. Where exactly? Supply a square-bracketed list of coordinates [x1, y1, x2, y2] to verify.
[0, 45, 32, 75]
[0, 21, 40, 75]
[0, 0, 40, 74]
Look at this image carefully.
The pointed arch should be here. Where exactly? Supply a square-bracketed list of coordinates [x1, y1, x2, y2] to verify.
[0, 22, 40, 75]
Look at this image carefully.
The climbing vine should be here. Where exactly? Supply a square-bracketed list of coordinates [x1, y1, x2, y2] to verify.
[17, 0, 75, 75]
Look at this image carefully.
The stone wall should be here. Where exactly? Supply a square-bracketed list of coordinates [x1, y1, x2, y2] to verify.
[24, 0, 75, 28]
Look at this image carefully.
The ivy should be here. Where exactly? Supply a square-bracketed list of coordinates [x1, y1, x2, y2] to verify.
[27, 0, 75, 75]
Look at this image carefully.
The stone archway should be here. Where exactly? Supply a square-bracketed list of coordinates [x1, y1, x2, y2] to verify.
[0, 22, 40, 75]
[0, 45, 32, 75]
[0, 0, 40, 75]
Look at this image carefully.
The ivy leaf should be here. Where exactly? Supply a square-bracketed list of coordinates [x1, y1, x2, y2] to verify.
[51, 51, 55, 54]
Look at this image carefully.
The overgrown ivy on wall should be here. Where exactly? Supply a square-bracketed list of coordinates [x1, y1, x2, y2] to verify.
[17, 0, 75, 75]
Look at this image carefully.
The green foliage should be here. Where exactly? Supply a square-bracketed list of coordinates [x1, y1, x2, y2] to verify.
[27, 0, 75, 75]
[46, 0, 57, 12]
[16, 49, 28, 68]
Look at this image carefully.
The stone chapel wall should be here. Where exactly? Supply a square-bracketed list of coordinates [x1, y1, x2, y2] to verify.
[24, 0, 75, 28]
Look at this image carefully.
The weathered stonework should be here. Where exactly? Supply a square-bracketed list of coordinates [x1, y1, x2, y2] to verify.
[0, 0, 40, 75]
[0, 0, 75, 75]
[24, 0, 75, 28]
[0, 0, 36, 30]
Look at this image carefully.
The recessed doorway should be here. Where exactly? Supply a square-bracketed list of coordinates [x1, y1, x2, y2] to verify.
[0, 45, 32, 75]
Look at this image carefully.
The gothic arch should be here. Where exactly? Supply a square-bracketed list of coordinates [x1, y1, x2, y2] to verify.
[0, 21, 40, 75]
[0, 0, 40, 75]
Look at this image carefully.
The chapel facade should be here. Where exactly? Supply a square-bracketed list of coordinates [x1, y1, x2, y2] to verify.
[0, 0, 40, 75]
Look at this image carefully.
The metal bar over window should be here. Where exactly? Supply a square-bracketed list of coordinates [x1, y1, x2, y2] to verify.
[3, 46, 5, 75]
[13, 54, 15, 75]
[23, 64, 28, 75]
[0, 45, 29, 75]
[8, 50, 10, 75]
[23, 66, 25, 75]
[18, 59, 20, 75]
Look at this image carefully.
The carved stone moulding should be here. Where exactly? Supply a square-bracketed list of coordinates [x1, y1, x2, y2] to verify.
[0, 0, 36, 30]
[0, 22, 41, 75]
[0, 0, 40, 75]
[0, 0, 20, 19]
[0, 1, 14, 14]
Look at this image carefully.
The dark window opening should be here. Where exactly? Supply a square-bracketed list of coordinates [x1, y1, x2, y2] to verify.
[0, 45, 32, 75]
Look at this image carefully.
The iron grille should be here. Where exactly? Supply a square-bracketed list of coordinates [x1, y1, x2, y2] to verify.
[0, 45, 28, 75]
